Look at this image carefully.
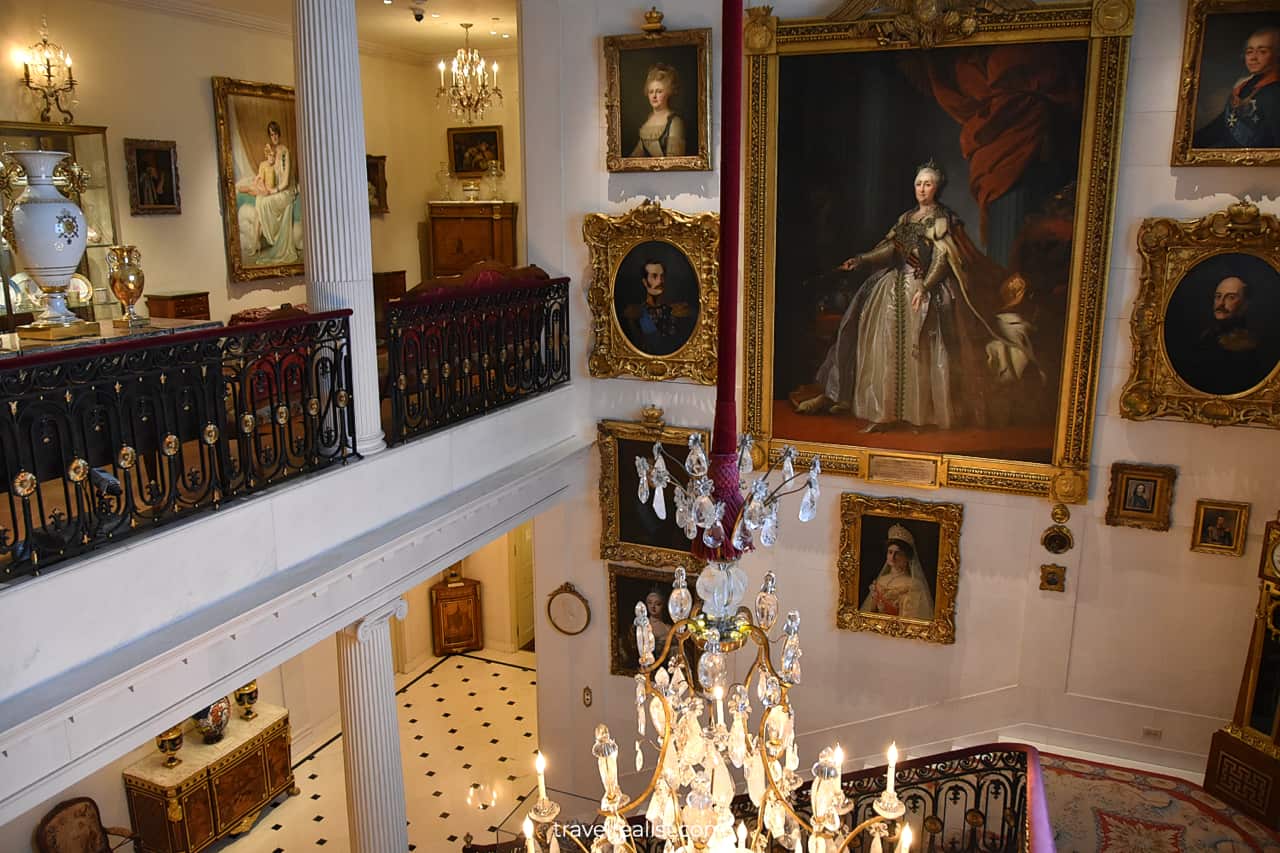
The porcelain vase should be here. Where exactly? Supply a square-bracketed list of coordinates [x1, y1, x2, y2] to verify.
[6, 150, 87, 328]
[191, 697, 232, 744]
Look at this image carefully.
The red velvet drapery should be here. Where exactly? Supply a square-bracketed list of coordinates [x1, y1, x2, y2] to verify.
[926, 44, 1083, 240]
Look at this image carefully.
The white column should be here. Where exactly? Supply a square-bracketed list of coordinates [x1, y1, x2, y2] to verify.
[293, 0, 385, 455]
[337, 598, 409, 853]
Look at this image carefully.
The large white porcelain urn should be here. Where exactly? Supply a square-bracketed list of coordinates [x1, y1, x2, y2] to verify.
[7, 150, 88, 327]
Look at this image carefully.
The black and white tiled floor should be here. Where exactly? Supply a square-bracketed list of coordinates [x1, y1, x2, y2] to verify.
[212, 650, 540, 852]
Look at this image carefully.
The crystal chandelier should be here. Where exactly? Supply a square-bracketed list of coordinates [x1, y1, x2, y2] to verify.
[436, 23, 502, 125]
[523, 436, 912, 852]
[521, 0, 911, 848]
[17, 16, 77, 125]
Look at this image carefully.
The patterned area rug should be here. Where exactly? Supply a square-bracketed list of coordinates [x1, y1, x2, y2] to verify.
[1042, 752, 1280, 852]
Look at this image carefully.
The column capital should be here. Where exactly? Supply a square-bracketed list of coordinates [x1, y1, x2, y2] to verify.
[345, 597, 408, 644]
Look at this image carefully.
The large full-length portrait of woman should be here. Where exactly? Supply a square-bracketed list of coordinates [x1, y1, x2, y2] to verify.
[743, 4, 1129, 502]
[212, 77, 304, 282]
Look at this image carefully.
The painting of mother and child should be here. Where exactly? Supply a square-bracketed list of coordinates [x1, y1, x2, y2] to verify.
[775, 41, 1092, 464]
[215, 79, 305, 279]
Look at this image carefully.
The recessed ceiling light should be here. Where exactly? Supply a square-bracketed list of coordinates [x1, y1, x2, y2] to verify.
[490, 30, 497, 35]
[431, 11, 440, 16]
[501, 33, 510, 38]
[383, 0, 391, 4]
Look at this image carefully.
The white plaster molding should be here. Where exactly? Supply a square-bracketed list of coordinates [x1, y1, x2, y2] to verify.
[0, 439, 590, 824]
[348, 598, 409, 644]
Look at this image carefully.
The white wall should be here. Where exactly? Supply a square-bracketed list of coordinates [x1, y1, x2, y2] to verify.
[465, 534, 516, 652]
[525, 0, 1280, 800]
[0, 0, 524, 319]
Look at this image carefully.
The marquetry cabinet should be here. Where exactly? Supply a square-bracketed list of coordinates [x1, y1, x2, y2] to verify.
[422, 201, 518, 278]
[431, 575, 483, 656]
[123, 703, 297, 853]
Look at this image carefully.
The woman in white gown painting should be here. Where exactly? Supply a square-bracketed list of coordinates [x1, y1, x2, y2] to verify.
[860, 523, 935, 620]
[797, 161, 1004, 431]
[237, 121, 300, 266]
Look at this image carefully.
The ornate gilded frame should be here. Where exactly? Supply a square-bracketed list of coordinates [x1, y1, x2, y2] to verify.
[604, 27, 712, 172]
[598, 406, 710, 571]
[1191, 498, 1251, 557]
[546, 582, 591, 636]
[1104, 461, 1177, 531]
[446, 125, 504, 178]
[836, 493, 963, 645]
[1172, 0, 1280, 166]
[1121, 203, 1280, 427]
[608, 562, 701, 677]
[1259, 512, 1280, 580]
[211, 77, 303, 282]
[742, 1, 1132, 503]
[123, 138, 181, 216]
[584, 200, 719, 383]
[366, 154, 388, 215]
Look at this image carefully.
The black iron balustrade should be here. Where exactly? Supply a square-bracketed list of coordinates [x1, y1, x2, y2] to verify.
[728, 745, 1045, 853]
[384, 275, 570, 445]
[0, 310, 357, 580]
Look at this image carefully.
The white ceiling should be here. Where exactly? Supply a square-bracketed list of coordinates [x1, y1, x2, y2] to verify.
[191, 0, 519, 61]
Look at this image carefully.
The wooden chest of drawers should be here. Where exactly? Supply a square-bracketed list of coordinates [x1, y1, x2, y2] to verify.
[123, 703, 297, 853]
[423, 202, 518, 278]
[431, 576, 483, 656]
[146, 291, 211, 320]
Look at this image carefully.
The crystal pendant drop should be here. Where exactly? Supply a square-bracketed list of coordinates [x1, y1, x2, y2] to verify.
[731, 517, 752, 551]
[697, 629, 728, 693]
[702, 508, 725, 548]
[636, 456, 651, 503]
[781, 610, 802, 685]
[635, 675, 647, 737]
[669, 567, 693, 621]
[685, 434, 709, 477]
[651, 450, 670, 487]
[635, 739, 644, 772]
[799, 485, 817, 522]
[755, 571, 779, 630]
[782, 446, 796, 482]
[738, 433, 755, 475]
[674, 484, 688, 529]
[653, 485, 667, 520]
[635, 602, 655, 668]
[761, 504, 779, 547]
[693, 478, 717, 528]
[744, 480, 768, 529]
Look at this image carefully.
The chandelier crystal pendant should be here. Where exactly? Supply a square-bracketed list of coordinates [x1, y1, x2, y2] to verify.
[18, 16, 78, 124]
[436, 22, 502, 125]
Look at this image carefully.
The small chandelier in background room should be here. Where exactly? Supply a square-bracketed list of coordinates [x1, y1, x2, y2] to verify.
[436, 22, 502, 125]
[16, 16, 78, 124]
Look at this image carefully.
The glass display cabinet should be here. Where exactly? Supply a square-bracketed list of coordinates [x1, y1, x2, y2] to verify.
[0, 121, 121, 329]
